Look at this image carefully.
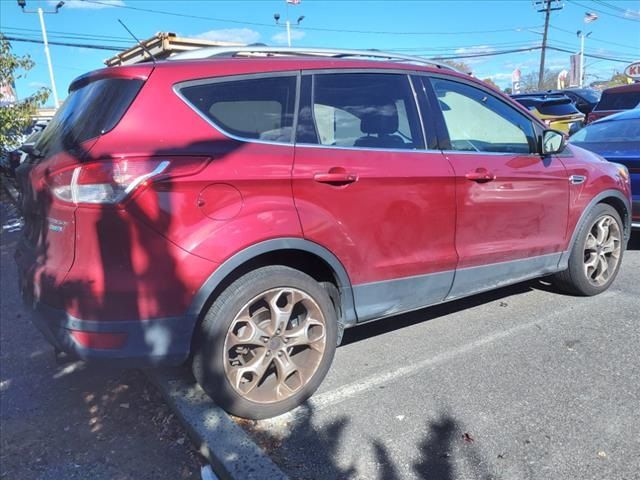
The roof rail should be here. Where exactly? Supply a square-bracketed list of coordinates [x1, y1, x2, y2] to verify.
[168, 46, 459, 72]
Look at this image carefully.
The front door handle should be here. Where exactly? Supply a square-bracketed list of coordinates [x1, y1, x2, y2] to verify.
[313, 170, 358, 185]
[465, 168, 495, 183]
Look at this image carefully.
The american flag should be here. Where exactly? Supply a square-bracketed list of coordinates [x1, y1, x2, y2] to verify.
[584, 12, 598, 23]
[286, 0, 301, 4]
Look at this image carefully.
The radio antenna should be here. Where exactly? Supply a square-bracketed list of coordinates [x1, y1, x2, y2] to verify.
[117, 19, 157, 65]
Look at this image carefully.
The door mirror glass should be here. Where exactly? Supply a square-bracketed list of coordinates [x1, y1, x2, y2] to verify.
[541, 129, 566, 155]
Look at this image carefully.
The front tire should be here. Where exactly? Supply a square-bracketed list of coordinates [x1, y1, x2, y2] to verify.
[553, 204, 624, 296]
[192, 266, 337, 419]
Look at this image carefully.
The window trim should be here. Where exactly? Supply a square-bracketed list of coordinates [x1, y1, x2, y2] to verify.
[420, 73, 543, 155]
[295, 69, 428, 152]
[173, 71, 301, 146]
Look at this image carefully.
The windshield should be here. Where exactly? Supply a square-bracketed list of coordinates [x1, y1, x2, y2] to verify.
[571, 118, 640, 143]
[595, 91, 640, 111]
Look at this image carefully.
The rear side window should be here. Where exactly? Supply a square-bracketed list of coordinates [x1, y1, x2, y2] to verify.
[36, 78, 143, 157]
[596, 91, 640, 111]
[179, 75, 296, 143]
[297, 73, 424, 150]
[432, 78, 535, 154]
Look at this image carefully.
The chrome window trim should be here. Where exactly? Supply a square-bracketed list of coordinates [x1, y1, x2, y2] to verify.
[173, 71, 300, 147]
[440, 149, 540, 157]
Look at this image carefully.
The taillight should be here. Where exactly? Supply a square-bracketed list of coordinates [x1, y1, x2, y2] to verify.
[48, 159, 169, 205]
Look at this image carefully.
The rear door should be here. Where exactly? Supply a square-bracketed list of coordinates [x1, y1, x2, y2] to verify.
[292, 71, 457, 321]
[423, 76, 569, 299]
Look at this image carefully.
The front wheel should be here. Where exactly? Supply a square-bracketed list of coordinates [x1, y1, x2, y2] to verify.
[192, 266, 337, 419]
[553, 204, 625, 296]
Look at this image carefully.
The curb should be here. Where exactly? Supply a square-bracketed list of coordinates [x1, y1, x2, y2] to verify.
[145, 368, 288, 480]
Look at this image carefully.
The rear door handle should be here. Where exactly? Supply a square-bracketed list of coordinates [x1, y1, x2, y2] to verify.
[313, 171, 358, 185]
[465, 168, 495, 183]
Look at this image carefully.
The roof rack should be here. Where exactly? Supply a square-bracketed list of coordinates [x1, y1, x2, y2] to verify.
[168, 46, 459, 72]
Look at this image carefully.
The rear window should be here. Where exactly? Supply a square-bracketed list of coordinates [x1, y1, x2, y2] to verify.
[35, 78, 143, 157]
[537, 101, 580, 116]
[178, 75, 296, 143]
[595, 91, 640, 111]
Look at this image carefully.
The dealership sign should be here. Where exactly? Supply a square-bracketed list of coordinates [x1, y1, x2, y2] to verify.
[625, 62, 640, 80]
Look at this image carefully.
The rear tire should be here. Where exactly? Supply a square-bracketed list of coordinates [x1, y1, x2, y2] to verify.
[553, 203, 624, 296]
[192, 266, 337, 419]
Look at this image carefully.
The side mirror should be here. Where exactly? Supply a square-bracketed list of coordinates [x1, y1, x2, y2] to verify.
[541, 129, 566, 155]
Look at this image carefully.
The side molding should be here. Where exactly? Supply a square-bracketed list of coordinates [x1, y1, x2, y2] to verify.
[186, 238, 357, 326]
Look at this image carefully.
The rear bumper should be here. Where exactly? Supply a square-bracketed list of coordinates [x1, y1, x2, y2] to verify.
[27, 301, 195, 367]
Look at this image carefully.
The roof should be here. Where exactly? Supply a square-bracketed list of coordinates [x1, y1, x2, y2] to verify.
[167, 46, 458, 72]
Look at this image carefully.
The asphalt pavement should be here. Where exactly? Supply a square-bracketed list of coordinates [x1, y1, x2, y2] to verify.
[0, 192, 202, 480]
[240, 233, 640, 480]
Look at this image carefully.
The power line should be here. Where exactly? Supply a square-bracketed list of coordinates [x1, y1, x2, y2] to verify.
[2, 35, 124, 51]
[0, 25, 131, 42]
[82, 0, 543, 36]
[567, 0, 640, 22]
[593, 0, 640, 17]
[3, 35, 632, 64]
[549, 25, 638, 51]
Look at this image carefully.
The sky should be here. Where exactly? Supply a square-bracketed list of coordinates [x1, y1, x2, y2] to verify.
[1, 0, 638, 107]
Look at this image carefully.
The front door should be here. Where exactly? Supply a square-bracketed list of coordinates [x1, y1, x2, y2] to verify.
[425, 76, 569, 299]
[293, 72, 458, 321]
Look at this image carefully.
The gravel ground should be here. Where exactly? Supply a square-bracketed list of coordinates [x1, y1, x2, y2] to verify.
[0, 190, 203, 480]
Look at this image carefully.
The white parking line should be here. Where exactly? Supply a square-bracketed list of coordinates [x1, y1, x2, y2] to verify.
[309, 319, 540, 411]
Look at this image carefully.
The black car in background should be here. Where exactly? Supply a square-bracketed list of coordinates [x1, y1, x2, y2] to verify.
[561, 88, 601, 115]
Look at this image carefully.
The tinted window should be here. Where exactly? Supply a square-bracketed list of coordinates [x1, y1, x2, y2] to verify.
[433, 78, 535, 154]
[569, 89, 600, 103]
[595, 91, 640, 111]
[537, 101, 580, 116]
[36, 78, 143, 157]
[297, 73, 424, 150]
[180, 75, 296, 142]
[571, 118, 640, 143]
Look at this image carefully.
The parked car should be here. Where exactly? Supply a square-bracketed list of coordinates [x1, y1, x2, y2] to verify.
[570, 108, 640, 229]
[511, 92, 584, 134]
[15, 47, 632, 419]
[587, 83, 640, 124]
[561, 88, 601, 115]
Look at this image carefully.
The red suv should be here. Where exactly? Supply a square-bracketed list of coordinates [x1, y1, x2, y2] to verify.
[15, 48, 632, 419]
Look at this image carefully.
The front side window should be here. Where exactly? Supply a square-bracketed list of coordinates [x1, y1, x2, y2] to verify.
[432, 78, 535, 154]
[297, 73, 424, 150]
[179, 75, 296, 143]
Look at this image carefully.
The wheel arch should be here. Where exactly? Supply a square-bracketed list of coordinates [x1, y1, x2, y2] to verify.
[559, 189, 631, 269]
[186, 238, 357, 343]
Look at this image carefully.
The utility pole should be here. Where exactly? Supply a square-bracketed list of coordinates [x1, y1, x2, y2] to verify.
[534, 0, 563, 90]
[17, 0, 65, 108]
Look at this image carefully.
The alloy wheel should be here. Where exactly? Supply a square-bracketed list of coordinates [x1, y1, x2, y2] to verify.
[583, 214, 622, 287]
[223, 287, 327, 404]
